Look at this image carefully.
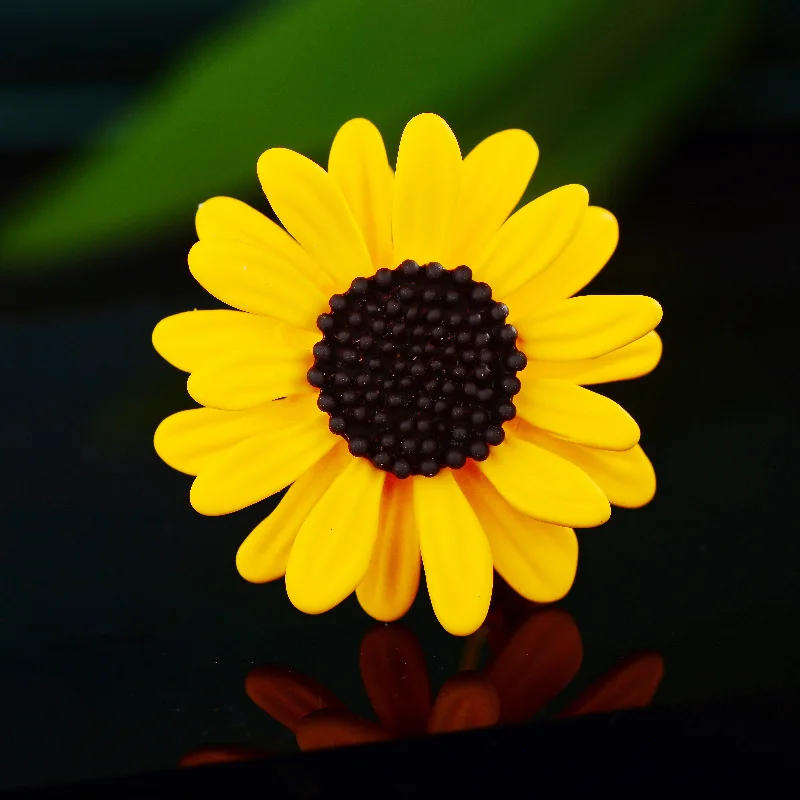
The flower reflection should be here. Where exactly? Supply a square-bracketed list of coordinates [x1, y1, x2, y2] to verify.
[182, 598, 663, 764]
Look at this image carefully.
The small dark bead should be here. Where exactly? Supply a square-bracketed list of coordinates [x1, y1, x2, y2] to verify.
[399, 419, 414, 434]
[401, 438, 418, 454]
[497, 403, 517, 420]
[399, 259, 420, 276]
[422, 289, 437, 303]
[474, 331, 491, 347]
[393, 459, 412, 479]
[462, 349, 476, 364]
[506, 351, 527, 370]
[335, 330, 351, 344]
[380, 433, 396, 449]
[490, 303, 509, 321]
[426, 308, 442, 323]
[381, 342, 395, 354]
[412, 325, 426, 338]
[373, 411, 389, 425]
[477, 387, 494, 403]
[394, 360, 407, 373]
[426, 262, 445, 279]
[405, 306, 420, 321]
[399, 377, 413, 389]
[398, 286, 415, 301]
[443, 345, 457, 357]
[348, 312, 363, 327]
[441, 380, 456, 395]
[424, 342, 437, 354]
[307, 367, 325, 387]
[350, 277, 369, 294]
[330, 294, 347, 311]
[429, 359, 443, 371]
[409, 345, 423, 356]
[424, 379, 439, 393]
[456, 331, 472, 345]
[375, 268, 393, 287]
[499, 324, 518, 343]
[502, 376, 522, 395]
[342, 349, 358, 364]
[420, 459, 440, 477]
[434, 399, 448, 413]
[387, 393, 403, 408]
[317, 313, 335, 332]
[448, 312, 463, 327]
[329, 416, 346, 433]
[313, 342, 332, 360]
[366, 301, 379, 314]
[485, 426, 505, 445]
[453, 265, 473, 284]
[352, 406, 367, 421]
[334, 372, 350, 388]
[421, 438, 437, 455]
[452, 427, 468, 441]
[469, 441, 490, 461]
[317, 393, 336, 411]
[365, 389, 380, 403]
[371, 319, 386, 334]
[417, 395, 433, 410]
[467, 312, 482, 327]
[391, 323, 406, 338]
[386, 299, 402, 316]
[368, 358, 382, 370]
[416, 419, 432, 434]
[373, 452, 392, 469]
[445, 448, 466, 469]
[431, 326, 446, 339]
[464, 382, 478, 397]
[358, 335, 374, 351]
[474, 365, 491, 381]
[452, 365, 467, 380]
[341, 390, 357, 405]
[478, 348, 493, 364]
[471, 283, 492, 304]
[411, 363, 426, 378]
[445, 289, 461, 304]
[349, 437, 369, 455]
[471, 410, 487, 425]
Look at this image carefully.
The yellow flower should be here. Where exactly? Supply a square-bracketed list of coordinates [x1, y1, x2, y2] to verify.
[153, 114, 662, 636]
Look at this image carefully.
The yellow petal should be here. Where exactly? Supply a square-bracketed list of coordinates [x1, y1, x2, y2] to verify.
[154, 398, 312, 477]
[518, 423, 656, 508]
[152, 309, 318, 374]
[392, 113, 461, 266]
[195, 196, 328, 289]
[285, 457, 385, 614]
[477, 426, 610, 528]
[356, 476, 420, 622]
[328, 118, 394, 270]
[448, 129, 539, 268]
[505, 206, 618, 309]
[189, 396, 335, 515]
[474, 185, 588, 297]
[236, 444, 351, 583]
[525, 332, 663, 385]
[515, 295, 663, 361]
[187, 349, 312, 411]
[188, 237, 326, 331]
[413, 471, 493, 637]
[455, 466, 577, 603]
[515, 378, 639, 451]
[257, 147, 373, 288]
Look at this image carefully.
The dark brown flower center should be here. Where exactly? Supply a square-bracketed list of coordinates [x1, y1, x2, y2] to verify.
[307, 260, 525, 478]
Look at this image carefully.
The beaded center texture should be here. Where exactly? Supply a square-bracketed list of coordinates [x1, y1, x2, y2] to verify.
[307, 260, 526, 478]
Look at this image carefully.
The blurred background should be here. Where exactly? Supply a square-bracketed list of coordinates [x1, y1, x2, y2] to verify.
[1, 0, 798, 791]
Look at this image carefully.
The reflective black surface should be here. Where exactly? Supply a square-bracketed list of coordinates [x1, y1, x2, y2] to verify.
[2, 2, 799, 792]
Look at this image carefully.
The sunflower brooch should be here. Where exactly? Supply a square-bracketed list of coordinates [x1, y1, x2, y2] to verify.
[153, 114, 662, 636]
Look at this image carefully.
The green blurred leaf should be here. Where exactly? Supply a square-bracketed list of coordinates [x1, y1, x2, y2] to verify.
[0, 0, 754, 272]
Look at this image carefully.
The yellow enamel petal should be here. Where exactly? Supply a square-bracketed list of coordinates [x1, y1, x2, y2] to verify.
[515, 295, 663, 361]
[236, 444, 351, 583]
[392, 113, 461, 266]
[187, 349, 313, 411]
[328, 118, 394, 270]
[257, 147, 373, 287]
[448, 129, 539, 268]
[474, 185, 588, 297]
[154, 398, 311, 477]
[356, 476, 420, 622]
[518, 423, 656, 508]
[525, 332, 663, 385]
[152, 309, 318, 374]
[505, 207, 618, 310]
[413, 471, 493, 637]
[515, 378, 640, 451]
[477, 426, 610, 528]
[455, 466, 577, 603]
[285, 457, 385, 614]
[189, 396, 335, 515]
[188, 238, 325, 331]
[195, 196, 327, 288]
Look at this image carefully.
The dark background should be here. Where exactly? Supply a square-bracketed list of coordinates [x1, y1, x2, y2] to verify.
[1, 0, 798, 790]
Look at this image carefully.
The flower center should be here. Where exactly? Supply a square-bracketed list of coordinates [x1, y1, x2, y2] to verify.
[307, 260, 526, 478]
